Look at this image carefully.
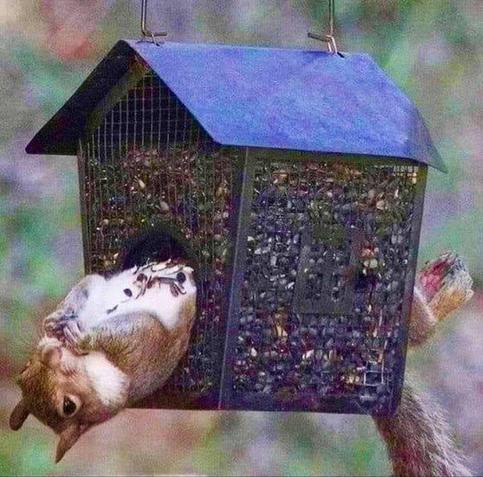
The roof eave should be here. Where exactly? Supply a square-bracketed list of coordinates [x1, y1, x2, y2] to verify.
[25, 39, 447, 172]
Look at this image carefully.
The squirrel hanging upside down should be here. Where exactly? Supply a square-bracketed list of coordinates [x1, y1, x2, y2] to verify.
[9, 260, 197, 463]
[10, 251, 473, 474]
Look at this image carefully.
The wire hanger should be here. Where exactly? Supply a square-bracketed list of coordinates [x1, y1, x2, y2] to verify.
[140, 0, 167, 45]
[308, 0, 339, 54]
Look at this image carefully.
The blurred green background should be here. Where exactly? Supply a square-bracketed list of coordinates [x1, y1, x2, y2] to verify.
[0, 1, 481, 475]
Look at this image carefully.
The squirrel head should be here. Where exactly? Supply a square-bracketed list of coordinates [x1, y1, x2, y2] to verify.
[10, 337, 129, 463]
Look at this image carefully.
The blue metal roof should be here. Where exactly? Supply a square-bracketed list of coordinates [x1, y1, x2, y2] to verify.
[26, 40, 445, 171]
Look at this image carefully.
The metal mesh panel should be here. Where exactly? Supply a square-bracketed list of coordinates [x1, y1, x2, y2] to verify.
[76, 67, 424, 414]
[78, 71, 237, 402]
[234, 160, 421, 414]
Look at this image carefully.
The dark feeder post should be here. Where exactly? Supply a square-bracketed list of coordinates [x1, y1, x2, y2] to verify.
[26, 25, 445, 416]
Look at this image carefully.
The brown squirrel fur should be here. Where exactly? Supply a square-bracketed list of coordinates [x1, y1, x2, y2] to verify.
[374, 253, 473, 477]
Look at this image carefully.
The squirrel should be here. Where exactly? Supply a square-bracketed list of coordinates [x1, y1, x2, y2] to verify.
[375, 252, 474, 477]
[9, 259, 197, 463]
[10, 231, 474, 474]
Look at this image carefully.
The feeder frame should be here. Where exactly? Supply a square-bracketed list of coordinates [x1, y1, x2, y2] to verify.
[26, 38, 443, 417]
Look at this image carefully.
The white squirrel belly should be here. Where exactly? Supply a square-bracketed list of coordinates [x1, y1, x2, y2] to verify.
[75, 268, 143, 328]
[82, 352, 129, 407]
[107, 283, 195, 329]
[77, 264, 196, 331]
[80, 264, 196, 329]
[75, 275, 111, 329]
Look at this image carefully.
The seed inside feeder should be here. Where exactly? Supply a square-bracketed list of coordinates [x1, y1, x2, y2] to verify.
[26, 38, 439, 415]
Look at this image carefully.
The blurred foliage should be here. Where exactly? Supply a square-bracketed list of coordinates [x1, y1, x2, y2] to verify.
[0, 1, 481, 476]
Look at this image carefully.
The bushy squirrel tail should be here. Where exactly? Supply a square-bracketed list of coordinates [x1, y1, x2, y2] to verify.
[375, 385, 471, 477]
[374, 254, 473, 477]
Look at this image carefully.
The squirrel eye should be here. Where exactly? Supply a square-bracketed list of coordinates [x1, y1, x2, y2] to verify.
[176, 272, 186, 284]
[63, 397, 77, 416]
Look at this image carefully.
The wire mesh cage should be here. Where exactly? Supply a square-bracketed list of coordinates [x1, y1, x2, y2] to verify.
[78, 71, 240, 407]
[75, 66, 426, 415]
[223, 157, 426, 414]
[27, 40, 443, 416]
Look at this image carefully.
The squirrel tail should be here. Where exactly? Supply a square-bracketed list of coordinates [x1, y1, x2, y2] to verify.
[374, 255, 474, 477]
[374, 384, 471, 477]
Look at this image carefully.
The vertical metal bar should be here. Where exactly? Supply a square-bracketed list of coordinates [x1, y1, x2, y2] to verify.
[120, 94, 128, 231]
[97, 127, 105, 262]
[133, 77, 138, 148]
[172, 92, 179, 210]
[141, 73, 145, 150]
[218, 148, 255, 409]
[91, 130, 98, 267]
[307, 0, 338, 53]
[103, 112, 107, 164]
[141, 0, 148, 36]
[140, 0, 167, 40]
[183, 108, 195, 394]
[198, 128, 209, 385]
[77, 139, 91, 274]
[150, 72, 154, 150]
[388, 165, 427, 415]
[118, 94, 122, 158]
[155, 74, 163, 204]
[86, 138, 94, 272]
[157, 73, 162, 153]
[91, 130, 98, 272]
[110, 108, 115, 164]
[164, 81, 172, 213]
[182, 100, 188, 144]
[110, 107, 117, 250]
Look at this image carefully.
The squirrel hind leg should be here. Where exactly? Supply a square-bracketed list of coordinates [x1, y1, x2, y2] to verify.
[417, 253, 473, 322]
[409, 253, 474, 347]
[378, 253, 474, 477]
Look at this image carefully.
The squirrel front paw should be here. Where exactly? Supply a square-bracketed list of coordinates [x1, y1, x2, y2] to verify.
[43, 314, 90, 355]
[62, 320, 90, 352]
[43, 309, 77, 338]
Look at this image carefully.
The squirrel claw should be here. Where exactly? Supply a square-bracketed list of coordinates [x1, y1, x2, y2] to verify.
[43, 311, 78, 333]
[44, 315, 86, 353]
[63, 320, 84, 342]
[168, 280, 186, 297]
[43, 316, 61, 333]
[62, 321, 89, 354]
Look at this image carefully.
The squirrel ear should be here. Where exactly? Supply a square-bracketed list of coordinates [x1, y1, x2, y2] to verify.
[9, 399, 30, 430]
[40, 345, 62, 368]
[55, 422, 87, 463]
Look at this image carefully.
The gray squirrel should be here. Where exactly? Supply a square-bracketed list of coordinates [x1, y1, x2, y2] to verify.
[10, 249, 474, 475]
[10, 260, 197, 463]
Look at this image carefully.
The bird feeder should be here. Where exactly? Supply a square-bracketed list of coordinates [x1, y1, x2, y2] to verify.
[26, 5, 445, 416]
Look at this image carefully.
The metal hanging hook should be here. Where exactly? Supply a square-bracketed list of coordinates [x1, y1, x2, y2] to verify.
[308, 0, 339, 54]
[140, 0, 167, 45]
